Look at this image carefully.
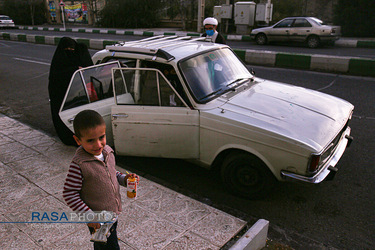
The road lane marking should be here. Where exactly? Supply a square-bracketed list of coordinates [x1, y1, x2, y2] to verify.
[0, 42, 11, 47]
[13, 57, 50, 66]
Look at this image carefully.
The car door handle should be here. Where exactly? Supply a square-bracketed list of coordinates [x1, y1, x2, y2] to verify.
[112, 114, 129, 119]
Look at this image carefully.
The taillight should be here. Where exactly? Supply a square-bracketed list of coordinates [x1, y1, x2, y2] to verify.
[309, 155, 320, 172]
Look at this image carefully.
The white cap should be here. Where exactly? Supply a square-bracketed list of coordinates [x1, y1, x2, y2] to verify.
[203, 17, 218, 26]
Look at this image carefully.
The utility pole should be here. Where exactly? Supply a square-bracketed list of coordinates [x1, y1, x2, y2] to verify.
[60, 0, 66, 29]
[267, 0, 272, 25]
[197, 0, 205, 32]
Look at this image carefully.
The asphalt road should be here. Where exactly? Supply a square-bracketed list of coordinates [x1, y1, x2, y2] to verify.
[3, 28, 375, 59]
[0, 39, 374, 249]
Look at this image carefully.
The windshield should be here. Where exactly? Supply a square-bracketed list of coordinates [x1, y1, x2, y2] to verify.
[179, 48, 252, 103]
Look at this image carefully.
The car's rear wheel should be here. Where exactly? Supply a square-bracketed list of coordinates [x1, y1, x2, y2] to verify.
[220, 152, 276, 199]
[307, 35, 320, 48]
[255, 33, 267, 45]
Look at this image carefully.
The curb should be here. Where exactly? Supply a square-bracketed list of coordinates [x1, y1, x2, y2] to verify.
[15, 25, 375, 48]
[241, 49, 375, 77]
[230, 219, 269, 250]
[1, 31, 374, 77]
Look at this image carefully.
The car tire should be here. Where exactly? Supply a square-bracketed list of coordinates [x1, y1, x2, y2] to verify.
[221, 152, 276, 199]
[307, 35, 320, 48]
[255, 33, 267, 45]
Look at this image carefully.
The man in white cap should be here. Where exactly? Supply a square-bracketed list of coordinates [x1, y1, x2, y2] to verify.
[202, 17, 226, 44]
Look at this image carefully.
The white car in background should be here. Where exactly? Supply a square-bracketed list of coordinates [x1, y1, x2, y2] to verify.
[251, 17, 341, 48]
[0, 15, 15, 28]
[58, 36, 353, 198]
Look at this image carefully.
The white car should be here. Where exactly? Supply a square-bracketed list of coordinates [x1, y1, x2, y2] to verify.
[0, 15, 15, 28]
[58, 36, 354, 198]
[250, 17, 341, 48]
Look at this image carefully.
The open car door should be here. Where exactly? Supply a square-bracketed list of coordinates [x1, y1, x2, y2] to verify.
[58, 61, 121, 146]
[111, 68, 200, 159]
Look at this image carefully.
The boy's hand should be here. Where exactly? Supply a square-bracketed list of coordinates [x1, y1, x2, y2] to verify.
[88, 222, 101, 232]
[125, 173, 140, 185]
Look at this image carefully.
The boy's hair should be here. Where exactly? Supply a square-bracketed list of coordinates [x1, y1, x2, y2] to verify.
[73, 110, 105, 138]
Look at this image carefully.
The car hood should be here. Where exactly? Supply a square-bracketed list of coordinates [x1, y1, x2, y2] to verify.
[212, 79, 354, 151]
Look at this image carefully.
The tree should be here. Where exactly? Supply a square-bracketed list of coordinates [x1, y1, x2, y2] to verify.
[98, 0, 163, 28]
[2, 0, 47, 25]
[334, 0, 375, 37]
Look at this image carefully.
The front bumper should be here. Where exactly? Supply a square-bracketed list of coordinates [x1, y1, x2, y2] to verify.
[281, 126, 352, 183]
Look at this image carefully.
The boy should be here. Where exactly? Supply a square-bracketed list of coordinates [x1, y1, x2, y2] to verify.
[63, 109, 138, 249]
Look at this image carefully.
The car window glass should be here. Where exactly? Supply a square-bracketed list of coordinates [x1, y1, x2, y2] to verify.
[293, 19, 312, 27]
[274, 19, 294, 28]
[309, 17, 324, 26]
[180, 48, 252, 103]
[62, 73, 89, 111]
[142, 61, 189, 105]
[81, 63, 116, 102]
[102, 57, 137, 68]
[61, 62, 120, 111]
[112, 68, 184, 107]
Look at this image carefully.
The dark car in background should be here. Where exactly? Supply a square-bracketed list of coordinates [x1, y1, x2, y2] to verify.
[250, 17, 340, 48]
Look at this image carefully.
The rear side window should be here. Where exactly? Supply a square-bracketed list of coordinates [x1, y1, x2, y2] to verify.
[293, 19, 312, 27]
[62, 73, 89, 111]
[112, 68, 185, 107]
[61, 62, 120, 111]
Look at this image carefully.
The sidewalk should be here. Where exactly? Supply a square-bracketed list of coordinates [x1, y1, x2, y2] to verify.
[0, 114, 268, 249]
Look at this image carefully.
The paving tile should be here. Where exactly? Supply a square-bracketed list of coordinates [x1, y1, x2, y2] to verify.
[122, 217, 184, 249]
[0, 116, 23, 129]
[0, 133, 14, 146]
[163, 231, 219, 250]
[42, 145, 77, 166]
[117, 203, 156, 235]
[119, 240, 137, 249]
[1, 125, 45, 141]
[134, 186, 211, 228]
[0, 183, 48, 214]
[50, 224, 92, 250]
[190, 211, 246, 247]
[0, 216, 41, 249]
[34, 172, 67, 203]
[0, 141, 40, 164]
[7, 155, 67, 184]
[0, 168, 31, 210]
[19, 134, 64, 154]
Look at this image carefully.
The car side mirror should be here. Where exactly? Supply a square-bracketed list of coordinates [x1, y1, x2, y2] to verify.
[250, 68, 255, 76]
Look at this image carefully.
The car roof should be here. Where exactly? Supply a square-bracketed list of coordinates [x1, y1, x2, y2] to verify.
[105, 35, 228, 62]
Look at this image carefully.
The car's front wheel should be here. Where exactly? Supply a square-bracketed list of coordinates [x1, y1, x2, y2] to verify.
[307, 35, 320, 48]
[255, 33, 267, 45]
[220, 152, 276, 199]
